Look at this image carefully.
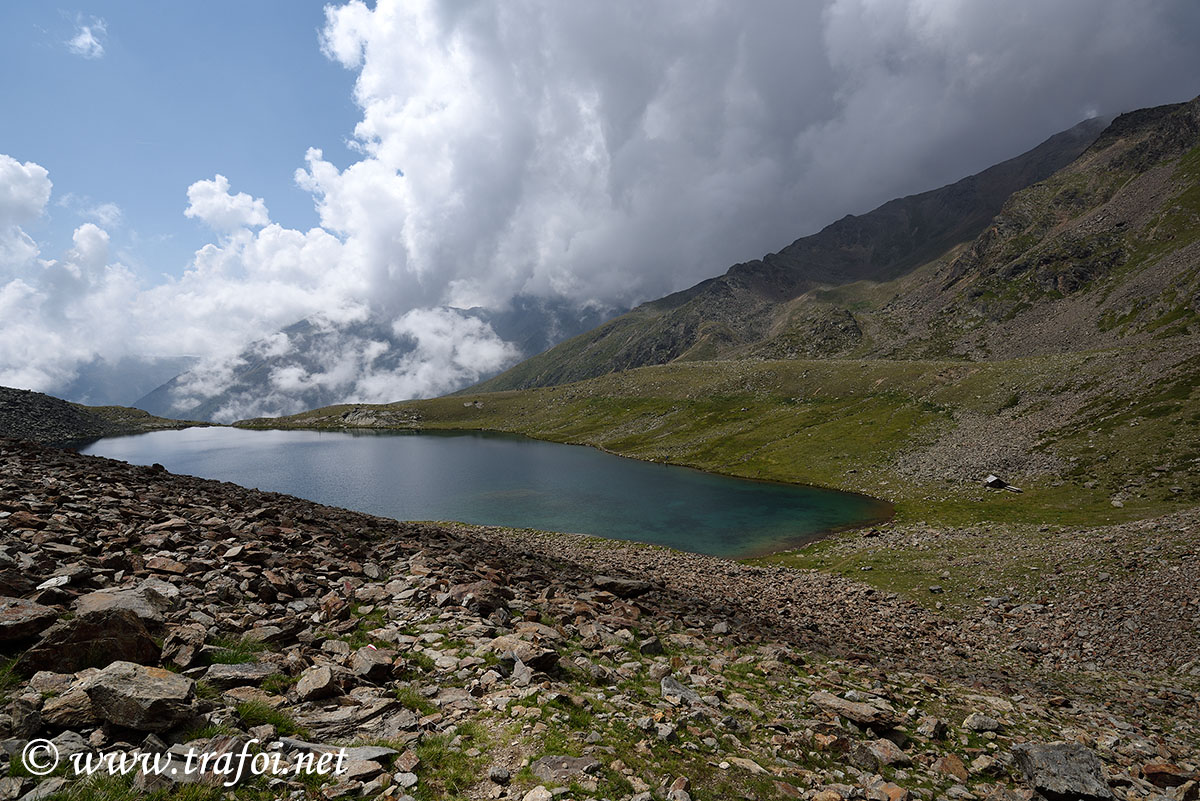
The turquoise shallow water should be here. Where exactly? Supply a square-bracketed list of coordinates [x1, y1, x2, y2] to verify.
[80, 427, 889, 557]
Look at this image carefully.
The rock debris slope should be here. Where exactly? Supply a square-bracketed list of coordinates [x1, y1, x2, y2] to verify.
[1, 438, 1197, 800]
[0, 386, 197, 447]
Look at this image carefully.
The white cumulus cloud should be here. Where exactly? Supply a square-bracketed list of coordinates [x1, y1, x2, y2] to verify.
[0, 219, 138, 391]
[302, 0, 1200, 316]
[184, 175, 271, 232]
[0, 155, 52, 279]
[0, 155, 52, 226]
[373, 307, 520, 401]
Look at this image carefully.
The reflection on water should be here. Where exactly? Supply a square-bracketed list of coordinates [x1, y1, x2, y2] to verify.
[478, 488, 545, 500]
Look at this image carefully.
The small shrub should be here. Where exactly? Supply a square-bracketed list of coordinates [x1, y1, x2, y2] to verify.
[409, 652, 436, 673]
[194, 680, 219, 701]
[260, 673, 298, 696]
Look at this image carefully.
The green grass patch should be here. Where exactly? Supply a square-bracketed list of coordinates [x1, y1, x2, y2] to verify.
[45, 775, 221, 801]
[541, 695, 594, 732]
[205, 635, 272, 666]
[394, 686, 437, 716]
[408, 651, 436, 673]
[235, 701, 307, 738]
[411, 722, 488, 801]
[42, 773, 298, 801]
[193, 680, 219, 701]
[258, 673, 297, 696]
[181, 722, 239, 742]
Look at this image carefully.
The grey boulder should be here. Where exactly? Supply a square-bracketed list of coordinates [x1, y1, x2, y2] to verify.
[14, 608, 160, 676]
[74, 578, 179, 625]
[83, 660, 197, 732]
[531, 755, 602, 784]
[1012, 742, 1114, 801]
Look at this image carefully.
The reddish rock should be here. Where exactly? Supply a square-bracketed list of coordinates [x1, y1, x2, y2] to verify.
[772, 781, 803, 799]
[932, 753, 969, 782]
[866, 780, 909, 801]
[1143, 761, 1194, 789]
[145, 556, 188, 574]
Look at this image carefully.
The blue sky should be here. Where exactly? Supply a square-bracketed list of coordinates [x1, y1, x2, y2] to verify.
[0, 1, 359, 278]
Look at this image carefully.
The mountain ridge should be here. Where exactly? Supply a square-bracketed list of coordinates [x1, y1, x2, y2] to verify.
[470, 114, 1112, 392]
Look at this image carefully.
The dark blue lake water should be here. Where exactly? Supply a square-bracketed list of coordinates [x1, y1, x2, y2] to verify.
[80, 427, 888, 557]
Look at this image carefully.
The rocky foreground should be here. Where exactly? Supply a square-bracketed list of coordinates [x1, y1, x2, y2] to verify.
[1, 438, 1198, 801]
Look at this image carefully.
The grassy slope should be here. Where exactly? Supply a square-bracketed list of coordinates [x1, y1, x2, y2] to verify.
[80, 403, 206, 434]
[241, 346, 1199, 528]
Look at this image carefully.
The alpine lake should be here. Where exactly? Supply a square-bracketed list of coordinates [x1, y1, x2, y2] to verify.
[80, 427, 890, 558]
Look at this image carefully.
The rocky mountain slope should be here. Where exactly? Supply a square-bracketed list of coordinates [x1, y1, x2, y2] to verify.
[475, 98, 1200, 393]
[863, 97, 1200, 361]
[471, 116, 1109, 392]
[0, 386, 199, 447]
[1, 439, 1197, 801]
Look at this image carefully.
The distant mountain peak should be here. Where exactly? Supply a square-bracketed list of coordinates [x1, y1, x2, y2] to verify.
[134, 297, 617, 422]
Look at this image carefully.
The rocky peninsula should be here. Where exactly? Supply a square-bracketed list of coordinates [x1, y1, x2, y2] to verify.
[0, 387, 200, 448]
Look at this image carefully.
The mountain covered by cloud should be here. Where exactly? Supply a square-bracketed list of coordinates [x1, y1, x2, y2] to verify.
[136, 297, 609, 422]
[3, 1, 1199, 414]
